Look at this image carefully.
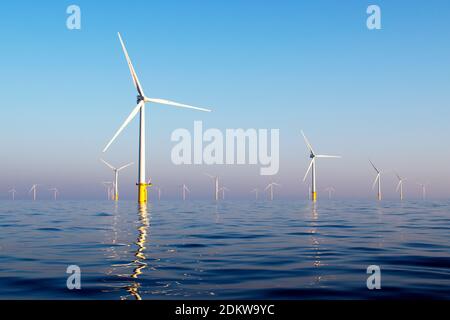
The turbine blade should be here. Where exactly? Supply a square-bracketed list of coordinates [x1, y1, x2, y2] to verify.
[396, 181, 402, 192]
[372, 174, 380, 190]
[264, 184, 271, 191]
[117, 32, 145, 97]
[369, 160, 379, 173]
[301, 130, 315, 155]
[145, 98, 211, 112]
[316, 155, 341, 158]
[117, 162, 134, 171]
[303, 159, 314, 182]
[100, 158, 116, 170]
[103, 101, 144, 153]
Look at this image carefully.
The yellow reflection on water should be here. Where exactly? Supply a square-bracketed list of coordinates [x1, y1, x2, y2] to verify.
[125, 203, 150, 300]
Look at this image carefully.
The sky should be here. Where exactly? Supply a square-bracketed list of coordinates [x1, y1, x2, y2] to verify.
[1, 0, 450, 200]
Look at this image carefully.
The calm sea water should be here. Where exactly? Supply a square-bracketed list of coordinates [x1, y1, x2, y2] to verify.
[0, 200, 449, 300]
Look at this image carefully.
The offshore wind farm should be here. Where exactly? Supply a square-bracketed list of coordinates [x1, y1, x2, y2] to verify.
[1, 1, 450, 302]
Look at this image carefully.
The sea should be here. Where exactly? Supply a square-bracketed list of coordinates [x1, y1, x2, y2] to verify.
[0, 200, 449, 300]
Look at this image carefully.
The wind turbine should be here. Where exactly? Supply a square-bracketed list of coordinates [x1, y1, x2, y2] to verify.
[49, 188, 59, 200]
[251, 188, 259, 200]
[265, 182, 280, 201]
[101, 159, 134, 201]
[181, 184, 190, 201]
[29, 184, 38, 201]
[395, 173, 406, 200]
[219, 186, 229, 200]
[205, 174, 220, 201]
[370, 160, 382, 200]
[102, 33, 211, 204]
[8, 188, 17, 200]
[155, 186, 162, 201]
[102, 181, 114, 200]
[417, 183, 428, 200]
[301, 131, 341, 202]
[324, 187, 335, 200]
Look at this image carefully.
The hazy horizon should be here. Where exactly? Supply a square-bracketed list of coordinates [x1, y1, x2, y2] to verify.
[1, 1, 450, 200]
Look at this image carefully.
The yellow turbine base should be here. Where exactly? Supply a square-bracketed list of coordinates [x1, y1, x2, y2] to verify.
[115, 194, 119, 201]
[138, 183, 151, 203]
[312, 192, 317, 201]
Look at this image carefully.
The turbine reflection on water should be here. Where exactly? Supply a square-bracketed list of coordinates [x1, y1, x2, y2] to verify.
[126, 204, 150, 300]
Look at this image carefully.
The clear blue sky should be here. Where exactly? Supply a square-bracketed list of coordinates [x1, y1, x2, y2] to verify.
[1, 0, 450, 200]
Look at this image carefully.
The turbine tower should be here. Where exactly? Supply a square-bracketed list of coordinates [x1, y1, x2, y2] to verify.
[205, 174, 220, 201]
[29, 184, 38, 201]
[301, 131, 341, 202]
[8, 188, 17, 200]
[101, 159, 133, 201]
[370, 160, 382, 200]
[103, 33, 211, 204]
[324, 187, 335, 200]
[181, 184, 190, 201]
[265, 182, 280, 201]
[49, 188, 59, 200]
[251, 188, 259, 200]
[395, 173, 406, 200]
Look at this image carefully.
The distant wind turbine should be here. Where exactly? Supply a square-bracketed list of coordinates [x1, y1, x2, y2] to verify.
[181, 184, 190, 201]
[49, 188, 59, 200]
[219, 186, 229, 200]
[8, 188, 17, 200]
[102, 181, 114, 200]
[102, 33, 211, 204]
[101, 159, 134, 201]
[251, 188, 259, 200]
[417, 183, 428, 200]
[395, 172, 406, 201]
[265, 182, 280, 201]
[205, 174, 220, 201]
[29, 184, 38, 201]
[155, 186, 162, 201]
[369, 160, 382, 200]
[324, 187, 335, 200]
[301, 131, 341, 202]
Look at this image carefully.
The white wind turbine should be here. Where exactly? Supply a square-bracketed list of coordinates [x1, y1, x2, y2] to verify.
[102, 181, 114, 200]
[155, 186, 162, 201]
[370, 160, 382, 200]
[49, 188, 59, 200]
[251, 188, 259, 200]
[301, 131, 341, 202]
[324, 187, 335, 200]
[29, 184, 39, 201]
[101, 159, 134, 201]
[417, 183, 428, 200]
[8, 188, 17, 200]
[265, 182, 280, 201]
[102, 33, 211, 204]
[395, 172, 406, 201]
[181, 184, 190, 201]
[205, 174, 220, 201]
[219, 186, 229, 200]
